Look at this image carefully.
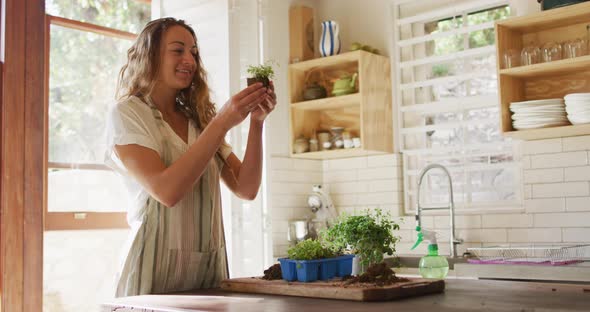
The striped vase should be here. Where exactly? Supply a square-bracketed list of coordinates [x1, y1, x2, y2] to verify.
[319, 20, 341, 57]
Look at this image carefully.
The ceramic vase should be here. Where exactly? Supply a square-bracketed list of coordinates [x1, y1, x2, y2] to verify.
[319, 20, 341, 57]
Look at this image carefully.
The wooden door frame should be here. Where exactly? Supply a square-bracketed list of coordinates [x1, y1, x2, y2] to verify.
[1, 0, 45, 311]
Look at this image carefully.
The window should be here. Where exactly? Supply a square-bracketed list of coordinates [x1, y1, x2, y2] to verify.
[392, 0, 521, 213]
[45, 0, 150, 230]
[44, 2, 150, 311]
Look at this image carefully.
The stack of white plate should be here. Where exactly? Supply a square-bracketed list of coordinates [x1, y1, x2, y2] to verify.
[564, 93, 590, 125]
[510, 99, 569, 130]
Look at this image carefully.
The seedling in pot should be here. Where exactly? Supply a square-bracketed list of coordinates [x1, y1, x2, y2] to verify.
[320, 208, 401, 268]
[246, 60, 277, 87]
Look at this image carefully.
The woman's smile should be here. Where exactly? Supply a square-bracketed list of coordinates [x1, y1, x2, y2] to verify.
[175, 67, 193, 80]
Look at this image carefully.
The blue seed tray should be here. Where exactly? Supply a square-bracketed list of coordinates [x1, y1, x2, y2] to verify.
[278, 255, 354, 282]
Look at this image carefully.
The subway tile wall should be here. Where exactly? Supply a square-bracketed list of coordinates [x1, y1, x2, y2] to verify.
[269, 135, 590, 257]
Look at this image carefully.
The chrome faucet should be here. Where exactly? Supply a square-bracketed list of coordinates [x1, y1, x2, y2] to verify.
[415, 163, 463, 258]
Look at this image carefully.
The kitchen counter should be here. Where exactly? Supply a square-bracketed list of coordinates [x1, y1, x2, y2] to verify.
[389, 256, 590, 282]
[102, 278, 590, 312]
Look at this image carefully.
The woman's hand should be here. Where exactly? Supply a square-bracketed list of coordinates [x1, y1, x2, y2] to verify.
[250, 81, 277, 123]
[216, 83, 268, 130]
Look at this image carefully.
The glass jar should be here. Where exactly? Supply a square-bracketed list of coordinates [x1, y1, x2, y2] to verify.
[309, 139, 319, 152]
[330, 127, 344, 149]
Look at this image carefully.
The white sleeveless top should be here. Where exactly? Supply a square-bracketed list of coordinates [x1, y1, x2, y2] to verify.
[105, 96, 232, 297]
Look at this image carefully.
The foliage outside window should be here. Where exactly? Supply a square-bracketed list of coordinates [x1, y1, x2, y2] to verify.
[47, 0, 149, 215]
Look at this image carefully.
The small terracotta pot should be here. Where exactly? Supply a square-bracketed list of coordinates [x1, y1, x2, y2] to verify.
[247, 77, 270, 87]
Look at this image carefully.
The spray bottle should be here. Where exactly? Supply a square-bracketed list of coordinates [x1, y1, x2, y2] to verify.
[411, 226, 449, 279]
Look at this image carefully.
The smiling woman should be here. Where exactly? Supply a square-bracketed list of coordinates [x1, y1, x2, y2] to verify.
[107, 16, 276, 298]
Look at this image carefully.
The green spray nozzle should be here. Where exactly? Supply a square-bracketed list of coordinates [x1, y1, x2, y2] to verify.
[411, 226, 438, 250]
[411, 226, 424, 250]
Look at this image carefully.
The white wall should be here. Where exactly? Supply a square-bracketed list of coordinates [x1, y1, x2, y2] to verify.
[157, 0, 230, 106]
[266, 0, 590, 258]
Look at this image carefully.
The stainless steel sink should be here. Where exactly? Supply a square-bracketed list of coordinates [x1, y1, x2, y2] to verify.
[385, 254, 468, 270]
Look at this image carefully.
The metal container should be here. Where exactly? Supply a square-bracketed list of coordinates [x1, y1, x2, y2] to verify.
[287, 220, 309, 245]
[287, 219, 329, 245]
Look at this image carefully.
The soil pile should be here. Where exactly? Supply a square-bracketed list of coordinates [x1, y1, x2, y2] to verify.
[342, 262, 408, 286]
[261, 263, 282, 280]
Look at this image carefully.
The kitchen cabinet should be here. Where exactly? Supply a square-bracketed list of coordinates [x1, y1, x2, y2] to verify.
[288, 50, 393, 159]
[496, 2, 590, 140]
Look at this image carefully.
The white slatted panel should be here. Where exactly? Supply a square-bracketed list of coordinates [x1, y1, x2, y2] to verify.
[228, 0, 267, 278]
[391, 0, 521, 213]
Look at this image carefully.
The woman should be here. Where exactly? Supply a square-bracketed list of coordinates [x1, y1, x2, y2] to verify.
[105, 17, 276, 297]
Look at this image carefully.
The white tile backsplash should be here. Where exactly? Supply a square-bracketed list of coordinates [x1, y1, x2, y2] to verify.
[434, 215, 482, 229]
[562, 228, 590, 242]
[367, 154, 400, 167]
[523, 168, 564, 183]
[531, 151, 588, 169]
[357, 166, 402, 180]
[356, 191, 402, 205]
[323, 169, 358, 183]
[564, 166, 590, 182]
[565, 197, 590, 212]
[508, 228, 562, 243]
[269, 137, 590, 258]
[563, 135, 590, 152]
[522, 155, 531, 169]
[324, 157, 367, 170]
[532, 182, 590, 198]
[524, 198, 566, 213]
[534, 212, 590, 228]
[522, 138, 562, 155]
[482, 214, 534, 228]
[329, 181, 369, 194]
[368, 178, 403, 192]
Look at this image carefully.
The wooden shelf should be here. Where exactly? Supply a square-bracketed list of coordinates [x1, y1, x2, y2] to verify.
[495, 2, 590, 32]
[291, 93, 360, 110]
[288, 49, 393, 158]
[495, 2, 590, 141]
[289, 50, 366, 71]
[290, 148, 386, 160]
[504, 123, 590, 140]
[499, 55, 590, 78]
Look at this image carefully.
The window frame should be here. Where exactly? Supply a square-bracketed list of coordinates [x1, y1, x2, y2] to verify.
[391, 0, 522, 214]
[44, 14, 137, 231]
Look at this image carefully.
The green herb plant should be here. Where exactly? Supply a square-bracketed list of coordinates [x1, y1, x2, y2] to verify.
[287, 239, 336, 261]
[247, 60, 277, 80]
[246, 60, 277, 87]
[321, 208, 400, 268]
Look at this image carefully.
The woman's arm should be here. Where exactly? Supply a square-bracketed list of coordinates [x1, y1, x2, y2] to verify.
[114, 83, 268, 207]
[221, 82, 277, 200]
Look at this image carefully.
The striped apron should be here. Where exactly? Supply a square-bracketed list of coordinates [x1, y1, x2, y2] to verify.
[114, 97, 228, 297]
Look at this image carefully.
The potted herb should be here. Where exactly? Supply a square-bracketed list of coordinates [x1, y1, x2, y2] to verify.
[320, 208, 401, 273]
[246, 60, 277, 87]
[279, 239, 353, 282]
[287, 238, 335, 261]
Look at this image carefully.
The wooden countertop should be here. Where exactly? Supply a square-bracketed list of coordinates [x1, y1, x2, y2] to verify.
[102, 278, 590, 312]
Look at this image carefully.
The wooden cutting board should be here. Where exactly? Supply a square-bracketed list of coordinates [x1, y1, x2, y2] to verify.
[220, 277, 444, 302]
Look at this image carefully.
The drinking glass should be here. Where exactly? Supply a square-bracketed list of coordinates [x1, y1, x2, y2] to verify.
[563, 38, 587, 59]
[521, 44, 541, 66]
[502, 49, 519, 69]
[541, 42, 562, 62]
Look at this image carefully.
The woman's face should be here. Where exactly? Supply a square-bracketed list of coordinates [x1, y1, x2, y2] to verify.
[157, 25, 198, 90]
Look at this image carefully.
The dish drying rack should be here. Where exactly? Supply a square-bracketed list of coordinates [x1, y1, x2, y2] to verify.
[466, 244, 590, 266]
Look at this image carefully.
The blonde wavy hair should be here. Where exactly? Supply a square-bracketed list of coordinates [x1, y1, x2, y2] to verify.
[117, 17, 216, 129]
